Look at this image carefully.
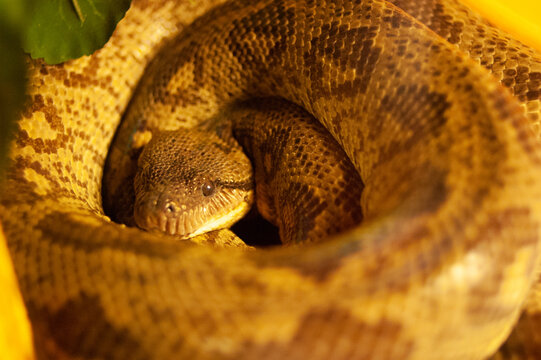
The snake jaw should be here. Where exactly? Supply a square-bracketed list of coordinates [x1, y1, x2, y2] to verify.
[134, 188, 252, 238]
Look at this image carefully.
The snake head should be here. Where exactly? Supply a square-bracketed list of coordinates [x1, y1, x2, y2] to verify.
[134, 128, 253, 238]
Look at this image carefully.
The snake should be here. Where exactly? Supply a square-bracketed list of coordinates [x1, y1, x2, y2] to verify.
[130, 97, 365, 244]
[1, 0, 541, 359]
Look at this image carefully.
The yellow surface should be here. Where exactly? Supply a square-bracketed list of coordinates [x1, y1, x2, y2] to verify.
[461, 0, 541, 53]
[0, 223, 35, 360]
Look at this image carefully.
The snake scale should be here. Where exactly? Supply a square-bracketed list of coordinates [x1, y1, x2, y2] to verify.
[1, 0, 541, 359]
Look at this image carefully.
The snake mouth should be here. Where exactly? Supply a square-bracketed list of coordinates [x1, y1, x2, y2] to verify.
[135, 208, 195, 236]
[134, 188, 253, 238]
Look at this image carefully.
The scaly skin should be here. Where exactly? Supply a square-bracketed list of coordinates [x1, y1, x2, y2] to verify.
[229, 98, 365, 245]
[131, 97, 365, 245]
[1, 0, 541, 359]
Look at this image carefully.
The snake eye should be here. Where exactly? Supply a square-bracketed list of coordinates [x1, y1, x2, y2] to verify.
[201, 181, 215, 196]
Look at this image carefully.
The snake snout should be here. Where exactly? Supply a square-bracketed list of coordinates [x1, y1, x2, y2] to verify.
[134, 192, 193, 237]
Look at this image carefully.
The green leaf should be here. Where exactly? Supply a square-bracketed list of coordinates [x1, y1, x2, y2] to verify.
[23, 0, 131, 64]
[0, 0, 131, 171]
[0, 1, 27, 173]
[0, 0, 27, 28]
[0, 29, 25, 174]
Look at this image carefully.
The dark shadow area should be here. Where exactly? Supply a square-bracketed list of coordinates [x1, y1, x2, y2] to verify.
[231, 208, 281, 247]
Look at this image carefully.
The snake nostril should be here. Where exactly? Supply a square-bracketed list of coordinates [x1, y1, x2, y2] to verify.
[166, 203, 177, 213]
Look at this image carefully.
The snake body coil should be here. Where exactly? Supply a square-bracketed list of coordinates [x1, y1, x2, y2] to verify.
[1, 0, 541, 359]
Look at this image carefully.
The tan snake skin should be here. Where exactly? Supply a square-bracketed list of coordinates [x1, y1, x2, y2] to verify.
[228, 98, 365, 244]
[1, 0, 541, 359]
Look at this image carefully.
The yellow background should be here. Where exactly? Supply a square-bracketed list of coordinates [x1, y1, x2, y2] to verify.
[461, 0, 541, 52]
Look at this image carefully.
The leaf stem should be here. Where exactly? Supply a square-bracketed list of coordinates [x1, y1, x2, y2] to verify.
[71, 0, 85, 23]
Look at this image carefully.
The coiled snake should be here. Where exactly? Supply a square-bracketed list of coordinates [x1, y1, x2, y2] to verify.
[1, 0, 541, 359]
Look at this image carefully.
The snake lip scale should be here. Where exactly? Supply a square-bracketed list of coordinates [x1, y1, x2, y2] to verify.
[1, 0, 541, 359]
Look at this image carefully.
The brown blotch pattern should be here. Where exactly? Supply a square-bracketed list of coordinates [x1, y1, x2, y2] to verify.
[237, 308, 414, 360]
